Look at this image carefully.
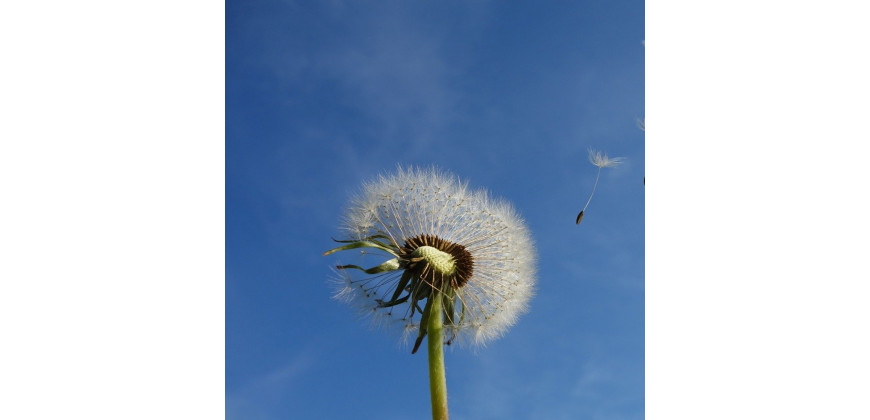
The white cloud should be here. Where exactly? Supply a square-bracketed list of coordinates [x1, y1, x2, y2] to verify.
[313, 6, 459, 145]
[570, 360, 614, 399]
[226, 351, 316, 420]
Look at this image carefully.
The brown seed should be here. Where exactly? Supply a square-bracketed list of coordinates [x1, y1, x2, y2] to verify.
[576, 210, 584, 225]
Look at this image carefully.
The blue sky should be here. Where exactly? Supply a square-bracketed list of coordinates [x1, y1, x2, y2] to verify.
[227, 1, 644, 419]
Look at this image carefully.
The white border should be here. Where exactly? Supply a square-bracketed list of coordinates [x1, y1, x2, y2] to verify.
[0, 1, 224, 417]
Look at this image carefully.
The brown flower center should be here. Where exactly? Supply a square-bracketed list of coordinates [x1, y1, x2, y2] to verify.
[400, 234, 474, 290]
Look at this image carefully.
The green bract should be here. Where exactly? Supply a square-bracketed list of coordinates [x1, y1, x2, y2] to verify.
[325, 235, 466, 353]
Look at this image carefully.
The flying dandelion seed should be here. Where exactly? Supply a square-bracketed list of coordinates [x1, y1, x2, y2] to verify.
[577, 149, 624, 224]
[325, 166, 537, 349]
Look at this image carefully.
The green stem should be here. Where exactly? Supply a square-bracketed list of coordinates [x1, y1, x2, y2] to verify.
[427, 292, 449, 420]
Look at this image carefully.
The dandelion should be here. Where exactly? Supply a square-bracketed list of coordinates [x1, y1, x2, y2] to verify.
[324, 166, 537, 420]
[577, 149, 624, 224]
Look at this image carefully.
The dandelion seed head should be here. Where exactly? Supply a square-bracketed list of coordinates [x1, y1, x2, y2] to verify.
[327, 166, 537, 348]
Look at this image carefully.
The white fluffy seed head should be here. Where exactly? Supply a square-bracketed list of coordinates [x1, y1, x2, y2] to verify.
[331, 166, 537, 348]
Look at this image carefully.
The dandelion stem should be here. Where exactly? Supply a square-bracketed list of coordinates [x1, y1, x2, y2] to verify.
[581, 167, 603, 212]
[427, 292, 449, 420]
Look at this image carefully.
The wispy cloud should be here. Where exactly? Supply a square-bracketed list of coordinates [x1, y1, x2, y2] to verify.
[272, 2, 471, 150]
[570, 360, 614, 398]
[226, 351, 316, 420]
[317, 20, 457, 141]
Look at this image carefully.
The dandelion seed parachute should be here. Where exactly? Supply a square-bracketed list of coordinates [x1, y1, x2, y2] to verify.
[327, 166, 537, 348]
[577, 149, 625, 225]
